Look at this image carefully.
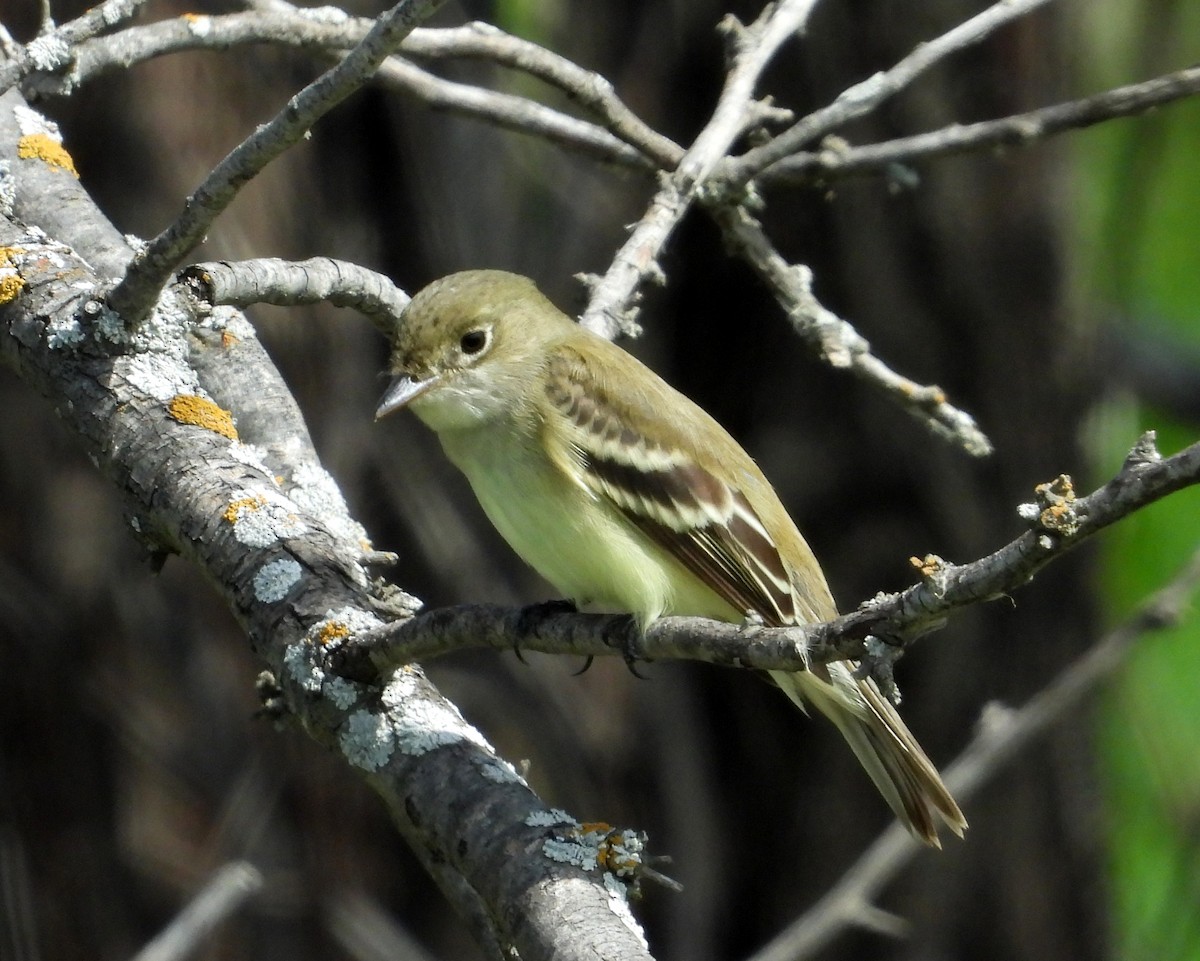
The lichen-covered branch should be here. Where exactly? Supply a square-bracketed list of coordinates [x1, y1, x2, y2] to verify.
[0, 91, 654, 961]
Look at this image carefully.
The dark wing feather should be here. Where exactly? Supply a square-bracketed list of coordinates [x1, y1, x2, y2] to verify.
[545, 350, 796, 626]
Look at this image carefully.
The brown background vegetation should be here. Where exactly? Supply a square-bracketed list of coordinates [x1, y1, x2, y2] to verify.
[0, 1, 1108, 959]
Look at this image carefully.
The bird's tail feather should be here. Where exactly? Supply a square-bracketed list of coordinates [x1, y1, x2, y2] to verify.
[771, 666, 966, 847]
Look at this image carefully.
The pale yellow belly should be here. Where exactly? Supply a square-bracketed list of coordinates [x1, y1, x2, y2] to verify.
[440, 428, 735, 626]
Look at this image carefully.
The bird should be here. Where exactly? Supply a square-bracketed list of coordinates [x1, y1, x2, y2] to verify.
[375, 269, 965, 846]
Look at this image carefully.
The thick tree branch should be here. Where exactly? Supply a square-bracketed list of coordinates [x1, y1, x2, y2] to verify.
[0, 93, 654, 961]
[339, 433, 1199, 694]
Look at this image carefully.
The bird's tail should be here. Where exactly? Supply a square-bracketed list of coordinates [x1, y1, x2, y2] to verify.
[771, 665, 966, 847]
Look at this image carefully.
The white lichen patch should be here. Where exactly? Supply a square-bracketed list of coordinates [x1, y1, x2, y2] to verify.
[121, 351, 199, 401]
[311, 605, 384, 638]
[45, 311, 84, 348]
[291, 461, 370, 554]
[130, 287, 193, 358]
[253, 557, 302, 603]
[287, 607, 383, 708]
[225, 488, 309, 548]
[603, 874, 647, 943]
[0, 161, 15, 216]
[477, 755, 525, 785]
[543, 839, 600, 872]
[184, 13, 212, 36]
[86, 298, 129, 344]
[228, 441, 271, 476]
[323, 676, 359, 710]
[284, 641, 324, 693]
[13, 104, 62, 139]
[382, 668, 491, 756]
[526, 809, 577, 828]
[341, 709, 395, 772]
[26, 35, 70, 71]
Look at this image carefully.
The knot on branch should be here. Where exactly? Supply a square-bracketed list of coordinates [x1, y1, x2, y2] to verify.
[1017, 473, 1079, 537]
[909, 553, 951, 596]
[1124, 430, 1163, 470]
[533, 812, 682, 894]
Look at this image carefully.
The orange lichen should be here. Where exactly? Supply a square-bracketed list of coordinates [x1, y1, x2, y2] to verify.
[909, 553, 947, 578]
[223, 494, 266, 524]
[1034, 474, 1078, 533]
[17, 134, 79, 178]
[220, 330, 240, 348]
[0, 274, 22, 303]
[0, 247, 24, 305]
[168, 394, 238, 440]
[315, 621, 352, 646]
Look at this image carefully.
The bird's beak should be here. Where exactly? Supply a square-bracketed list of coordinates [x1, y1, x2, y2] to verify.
[375, 373, 438, 420]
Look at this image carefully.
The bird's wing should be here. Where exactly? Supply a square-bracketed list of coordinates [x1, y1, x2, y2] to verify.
[542, 345, 797, 627]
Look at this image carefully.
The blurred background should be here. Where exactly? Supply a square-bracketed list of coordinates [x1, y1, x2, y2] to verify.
[1, 0, 1198, 959]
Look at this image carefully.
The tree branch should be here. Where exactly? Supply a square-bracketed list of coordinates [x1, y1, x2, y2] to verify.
[717, 0, 1058, 187]
[104, 0, 448, 325]
[39, 12, 653, 170]
[707, 203, 993, 454]
[0, 92, 654, 961]
[337, 433, 1200, 695]
[131, 862, 263, 961]
[761, 65, 1200, 186]
[0, 0, 150, 92]
[578, 0, 824, 340]
[180, 258, 410, 336]
[749, 548, 1200, 961]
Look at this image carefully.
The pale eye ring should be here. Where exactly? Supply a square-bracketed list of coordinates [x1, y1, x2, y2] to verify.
[459, 328, 489, 355]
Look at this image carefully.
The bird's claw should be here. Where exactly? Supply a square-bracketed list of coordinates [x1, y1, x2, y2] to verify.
[602, 614, 649, 678]
[514, 598, 579, 664]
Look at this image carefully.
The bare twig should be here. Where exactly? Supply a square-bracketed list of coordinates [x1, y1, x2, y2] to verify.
[749, 548, 1200, 961]
[338, 434, 1200, 687]
[46, 13, 652, 169]
[709, 203, 992, 454]
[718, 0, 1058, 187]
[762, 65, 1200, 185]
[0, 0, 150, 91]
[403, 22, 683, 168]
[374, 54, 651, 168]
[130, 862, 263, 961]
[105, 0, 447, 326]
[578, 0, 824, 340]
[180, 258, 410, 335]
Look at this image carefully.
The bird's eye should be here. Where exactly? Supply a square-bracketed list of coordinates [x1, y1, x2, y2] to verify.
[459, 329, 489, 355]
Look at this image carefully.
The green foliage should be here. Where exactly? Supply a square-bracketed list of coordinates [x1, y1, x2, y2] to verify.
[1075, 3, 1200, 956]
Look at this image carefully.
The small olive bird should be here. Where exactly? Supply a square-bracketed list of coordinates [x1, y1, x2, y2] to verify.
[376, 269, 965, 845]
